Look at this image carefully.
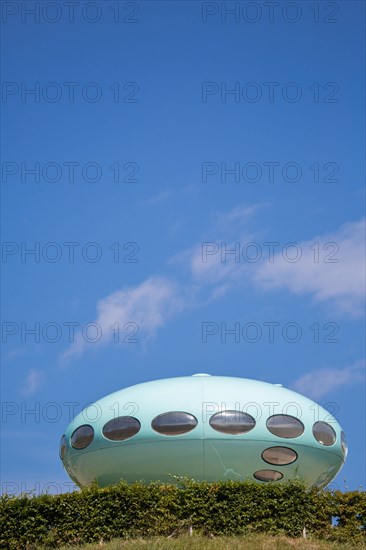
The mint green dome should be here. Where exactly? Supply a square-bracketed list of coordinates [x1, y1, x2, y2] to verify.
[60, 375, 347, 488]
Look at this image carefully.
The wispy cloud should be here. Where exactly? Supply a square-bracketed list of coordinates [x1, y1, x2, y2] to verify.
[21, 369, 43, 396]
[6, 347, 28, 361]
[181, 214, 365, 317]
[143, 189, 174, 206]
[144, 184, 198, 207]
[211, 202, 270, 231]
[61, 205, 365, 363]
[170, 202, 267, 284]
[291, 360, 365, 399]
[61, 277, 186, 364]
[253, 219, 365, 317]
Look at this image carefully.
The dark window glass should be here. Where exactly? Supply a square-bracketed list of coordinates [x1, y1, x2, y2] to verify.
[266, 415, 304, 438]
[341, 431, 348, 457]
[254, 469, 283, 482]
[312, 421, 336, 446]
[209, 410, 255, 434]
[71, 425, 94, 450]
[262, 446, 297, 465]
[103, 416, 141, 441]
[151, 411, 197, 435]
[59, 435, 66, 459]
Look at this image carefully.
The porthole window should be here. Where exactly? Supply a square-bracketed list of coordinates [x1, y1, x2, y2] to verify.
[341, 431, 348, 457]
[254, 470, 283, 482]
[262, 446, 297, 465]
[266, 415, 304, 439]
[102, 416, 141, 441]
[151, 411, 197, 436]
[209, 410, 255, 435]
[313, 421, 336, 446]
[71, 425, 94, 450]
[59, 435, 66, 460]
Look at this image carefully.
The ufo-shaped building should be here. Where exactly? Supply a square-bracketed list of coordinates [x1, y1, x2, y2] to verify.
[60, 375, 347, 488]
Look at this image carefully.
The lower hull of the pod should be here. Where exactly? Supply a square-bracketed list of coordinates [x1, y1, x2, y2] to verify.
[64, 439, 344, 488]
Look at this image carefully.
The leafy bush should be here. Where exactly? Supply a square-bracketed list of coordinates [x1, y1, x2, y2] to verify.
[0, 480, 365, 549]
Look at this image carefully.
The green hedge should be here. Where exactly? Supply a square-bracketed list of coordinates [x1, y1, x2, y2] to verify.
[0, 480, 365, 549]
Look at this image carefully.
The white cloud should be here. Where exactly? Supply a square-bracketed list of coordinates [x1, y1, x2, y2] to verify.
[291, 360, 365, 399]
[253, 219, 365, 317]
[212, 203, 269, 229]
[185, 242, 243, 285]
[182, 216, 365, 318]
[61, 277, 185, 364]
[6, 347, 27, 361]
[143, 189, 174, 206]
[60, 205, 365, 364]
[21, 369, 43, 396]
[170, 203, 267, 284]
[143, 184, 199, 207]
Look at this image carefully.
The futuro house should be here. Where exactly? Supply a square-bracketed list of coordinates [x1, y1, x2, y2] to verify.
[60, 375, 347, 488]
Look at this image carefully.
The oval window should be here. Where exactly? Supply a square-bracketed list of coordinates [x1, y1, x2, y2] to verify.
[312, 421, 336, 446]
[262, 446, 297, 466]
[254, 469, 283, 482]
[59, 435, 66, 459]
[103, 416, 141, 441]
[71, 425, 94, 450]
[341, 431, 348, 457]
[151, 411, 197, 436]
[209, 410, 255, 435]
[266, 415, 304, 438]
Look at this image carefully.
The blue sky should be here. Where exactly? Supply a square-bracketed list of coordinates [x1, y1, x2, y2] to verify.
[1, 0, 365, 494]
